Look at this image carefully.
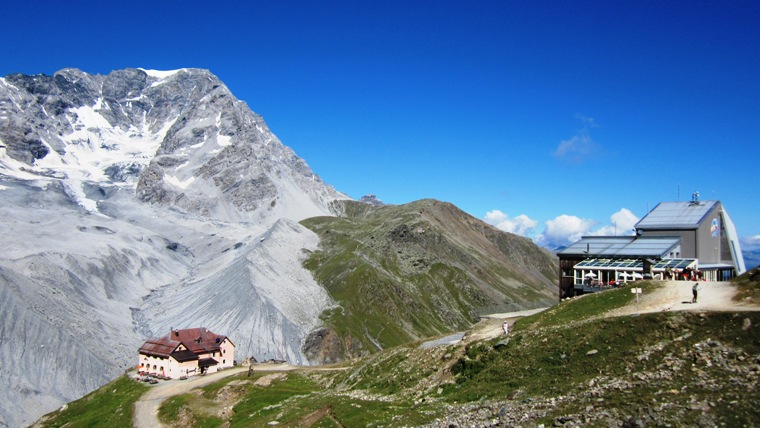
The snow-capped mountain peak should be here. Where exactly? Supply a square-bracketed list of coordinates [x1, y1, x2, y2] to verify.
[0, 68, 350, 427]
[0, 68, 348, 219]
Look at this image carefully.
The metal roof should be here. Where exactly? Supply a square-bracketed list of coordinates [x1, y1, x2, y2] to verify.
[170, 349, 199, 362]
[575, 258, 641, 269]
[138, 337, 181, 358]
[558, 236, 680, 258]
[573, 258, 696, 271]
[168, 327, 230, 355]
[653, 259, 698, 270]
[696, 263, 736, 269]
[198, 358, 220, 367]
[139, 327, 232, 360]
[635, 201, 719, 230]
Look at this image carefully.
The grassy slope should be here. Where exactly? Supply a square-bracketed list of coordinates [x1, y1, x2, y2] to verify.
[301, 199, 558, 356]
[165, 282, 760, 426]
[732, 266, 760, 304]
[149, 284, 760, 426]
[37, 277, 760, 427]
[34, 376, 147, 428]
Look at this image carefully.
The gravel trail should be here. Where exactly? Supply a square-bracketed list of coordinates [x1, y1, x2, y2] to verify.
[133, 364, 295, 428]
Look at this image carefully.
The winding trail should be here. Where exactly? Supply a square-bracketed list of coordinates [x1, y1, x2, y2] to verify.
[466, 307, 549, 342]
[133, 281, 758, 427]
[470, 281, 760, 342]
[133, 364, 296, 428]
[606, 280, 760, 317]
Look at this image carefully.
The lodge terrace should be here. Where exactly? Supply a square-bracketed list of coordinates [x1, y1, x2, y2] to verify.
[557, 196, 746, 300]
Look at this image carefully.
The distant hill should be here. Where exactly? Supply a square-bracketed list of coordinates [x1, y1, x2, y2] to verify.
[743, 249, 760, 271]
[358, 194, 386, 206]
[300, 199, 558, 362]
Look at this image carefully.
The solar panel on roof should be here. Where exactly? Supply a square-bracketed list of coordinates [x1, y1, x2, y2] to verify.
[651, 259, 697, 269]
[575, 258, 696, 272]
[636, 201, 717, 229]
[559, 236, 680, 257]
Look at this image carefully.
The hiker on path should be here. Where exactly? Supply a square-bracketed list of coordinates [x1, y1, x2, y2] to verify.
[692, 282, 701, 303]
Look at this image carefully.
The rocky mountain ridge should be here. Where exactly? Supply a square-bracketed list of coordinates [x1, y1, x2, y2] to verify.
[0, 67, 347, 221]
[0, 67, 558, 428]
[0, 67, 348, 427]
[300, 199, 558, 362]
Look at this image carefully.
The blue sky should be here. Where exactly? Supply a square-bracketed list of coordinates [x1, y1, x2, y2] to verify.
[2, 1, 759, 252]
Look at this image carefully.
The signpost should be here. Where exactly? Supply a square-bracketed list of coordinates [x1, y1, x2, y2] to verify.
[631, 287, 642, 316]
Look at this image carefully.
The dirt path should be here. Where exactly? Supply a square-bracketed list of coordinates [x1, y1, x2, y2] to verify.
[133, 283, 758, 427]
[467, 307, 549, 342]
[474, 281, 760, 342]
[607, 280, 760, 317]
[133, 364, 296, 428]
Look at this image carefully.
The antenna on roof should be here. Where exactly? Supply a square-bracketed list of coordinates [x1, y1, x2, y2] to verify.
[691, 191, 700, 205]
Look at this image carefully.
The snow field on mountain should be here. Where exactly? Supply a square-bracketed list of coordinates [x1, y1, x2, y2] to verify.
[0, 67, 351, 426]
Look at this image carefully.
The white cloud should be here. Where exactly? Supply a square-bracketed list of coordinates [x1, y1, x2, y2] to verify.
[591, 208, 639, 236]
[484, 210, 538, 236]
[553, 114, 600, 164]
[532, 208, 640, 249]
[484, 210, 508, 224]
[536, 214, 595, 248]
[554, 133, 597, 163]
[483, 206, 643, 250]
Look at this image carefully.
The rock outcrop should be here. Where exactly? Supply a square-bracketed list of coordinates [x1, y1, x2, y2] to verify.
[0, 68, 347, 427]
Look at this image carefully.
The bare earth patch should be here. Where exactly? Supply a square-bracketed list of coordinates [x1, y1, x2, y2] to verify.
[607, 280, 760, 318]
[469, 307, 548, 341]
[253, 373, 287, 387]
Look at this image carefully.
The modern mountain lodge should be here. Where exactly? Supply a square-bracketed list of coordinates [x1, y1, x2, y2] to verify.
[558, 194, 746, 300]
[138, 327, 235, 378]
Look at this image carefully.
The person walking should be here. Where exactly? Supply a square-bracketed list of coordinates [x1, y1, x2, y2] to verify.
[692, 282, 701, 303]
